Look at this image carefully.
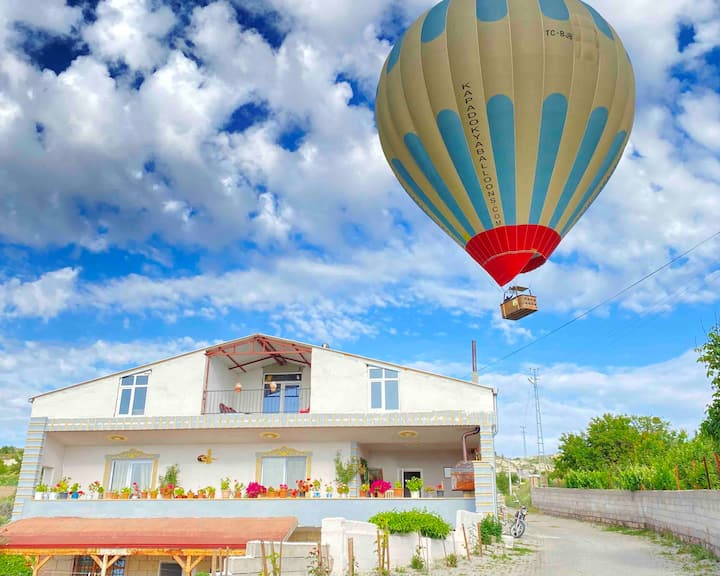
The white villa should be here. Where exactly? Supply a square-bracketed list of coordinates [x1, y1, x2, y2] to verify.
[4, 334, 498, 575]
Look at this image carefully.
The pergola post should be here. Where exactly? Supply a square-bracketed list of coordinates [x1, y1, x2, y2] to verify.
[173, 554, 206, 576]
[91, 553, 122, 576]
[27, 554, 52, 576]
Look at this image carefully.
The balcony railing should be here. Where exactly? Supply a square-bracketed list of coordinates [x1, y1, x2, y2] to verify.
[204, 388, 311, 415]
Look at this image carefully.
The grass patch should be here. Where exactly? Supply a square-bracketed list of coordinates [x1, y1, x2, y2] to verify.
[601, 524, 653, 537]
[510, 545, 535, 556]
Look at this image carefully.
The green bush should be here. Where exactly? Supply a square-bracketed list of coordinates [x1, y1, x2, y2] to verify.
[565, 470, 610, 489]
[0, 555, 31, 576]
[368, 509, 451, 539]
[479, 514, 502, 544]
[615, 465, 653, 491]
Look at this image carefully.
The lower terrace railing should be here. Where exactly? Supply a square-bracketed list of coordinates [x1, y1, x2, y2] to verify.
[203, 388, 311, 415]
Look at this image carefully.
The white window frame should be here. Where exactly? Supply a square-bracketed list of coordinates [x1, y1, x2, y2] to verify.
[368, 365, 400, 411]
[116, 371, 150, 416]
[262, 372, 303, 413]
[260, 455, 308, 487]
[109, 458, 153, 492]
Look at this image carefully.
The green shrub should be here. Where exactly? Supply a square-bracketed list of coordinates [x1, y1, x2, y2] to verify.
[0, 555, 31, 576]
[445, 553, 458, 567]
[480, 514, 502, 544]
[616, 465, 653, 491]
[565, 469, 610, 489]
[367, 509, 451, 539]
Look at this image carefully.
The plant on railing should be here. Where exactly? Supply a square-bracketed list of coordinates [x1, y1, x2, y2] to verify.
[245, 482, 267, 498]
[405, 477, 423, 493]
[174, 486, 185, 498]
[207, 486, 216, 498]
[220, 477, 231, 490]
[159, 464, 179, 490]
[296, 478, 312, 493]
[370, 480, 392, 495]
[35, 483, 48, 494]
[334, 451, 359, 487]
[234, 480, 245, 498]
[54, 477, 70, 494]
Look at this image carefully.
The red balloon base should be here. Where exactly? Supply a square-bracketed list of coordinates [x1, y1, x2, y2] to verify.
[465, 225, 561, 287]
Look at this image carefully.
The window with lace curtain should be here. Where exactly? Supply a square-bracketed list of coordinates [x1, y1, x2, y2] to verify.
[109, 459, 153, 492]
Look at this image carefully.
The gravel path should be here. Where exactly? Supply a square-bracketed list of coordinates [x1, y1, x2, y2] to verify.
[417, 513, 720, 575]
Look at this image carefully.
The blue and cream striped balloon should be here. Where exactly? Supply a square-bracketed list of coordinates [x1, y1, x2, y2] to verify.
[376, 0, 635, 286]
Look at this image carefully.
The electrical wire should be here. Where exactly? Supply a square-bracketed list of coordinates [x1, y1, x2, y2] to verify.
[477, 229, 720, 374]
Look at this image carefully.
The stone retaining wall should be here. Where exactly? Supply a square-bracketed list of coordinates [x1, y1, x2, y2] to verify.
[532, 487, 720, 556]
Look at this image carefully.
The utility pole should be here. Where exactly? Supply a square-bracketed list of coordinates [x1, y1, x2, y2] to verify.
[520, 425, 527, 459]
[529, 369, 545, 476]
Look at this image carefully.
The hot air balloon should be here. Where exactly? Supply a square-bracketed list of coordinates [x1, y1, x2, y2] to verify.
[375, 0, 635, 318]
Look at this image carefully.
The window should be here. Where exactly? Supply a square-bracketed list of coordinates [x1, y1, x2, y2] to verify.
[117, 373, 149, 416]
[73, 556, 125, 575]
[369, 366, 399, 410]
[261, 456, 307, 488]
[40, 466, 54, 486]
[109, 459, 153, 492]
[263, 373, 302, 413]
[158, 562, 182, 576]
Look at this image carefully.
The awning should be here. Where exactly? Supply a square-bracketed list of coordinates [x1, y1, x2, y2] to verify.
[0, 516, 298, 554]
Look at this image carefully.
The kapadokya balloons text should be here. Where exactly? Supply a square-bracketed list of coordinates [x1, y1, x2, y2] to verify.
[376, 0, 635, 286]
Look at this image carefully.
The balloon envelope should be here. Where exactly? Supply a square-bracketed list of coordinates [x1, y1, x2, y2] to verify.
[376, 0, 635, 286]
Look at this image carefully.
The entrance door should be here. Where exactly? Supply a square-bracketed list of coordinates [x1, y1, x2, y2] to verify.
[402, 469, 422, 498]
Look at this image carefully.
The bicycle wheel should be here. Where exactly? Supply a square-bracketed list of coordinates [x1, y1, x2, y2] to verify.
[510, 520, 526, 538]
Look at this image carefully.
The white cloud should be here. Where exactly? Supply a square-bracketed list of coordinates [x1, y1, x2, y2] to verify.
[0, 268, 79, 320]
[83, 0, 176, 71]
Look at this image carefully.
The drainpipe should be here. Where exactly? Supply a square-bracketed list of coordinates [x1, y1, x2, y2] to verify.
[462, 426, 481, 462]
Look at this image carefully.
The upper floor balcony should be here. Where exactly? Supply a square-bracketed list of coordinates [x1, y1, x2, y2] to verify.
[203, 386, 311, 415]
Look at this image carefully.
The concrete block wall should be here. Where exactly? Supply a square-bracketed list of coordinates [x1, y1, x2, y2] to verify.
[532, 487, 720, 556]
[227, 541, 326, 576]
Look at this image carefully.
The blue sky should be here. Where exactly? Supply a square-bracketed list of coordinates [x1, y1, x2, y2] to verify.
[0, 0, 719, 457]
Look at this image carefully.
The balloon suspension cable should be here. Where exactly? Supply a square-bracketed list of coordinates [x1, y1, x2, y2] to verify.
[477, 229, 720, 374]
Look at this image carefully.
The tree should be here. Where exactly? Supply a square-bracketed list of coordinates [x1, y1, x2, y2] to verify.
[697, 323, 720, 443]
[553, 413, 678, 475]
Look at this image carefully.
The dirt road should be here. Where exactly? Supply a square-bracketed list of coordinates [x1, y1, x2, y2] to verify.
[474, 513, 720, 576]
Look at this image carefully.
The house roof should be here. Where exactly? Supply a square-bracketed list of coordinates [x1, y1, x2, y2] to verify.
[0, 516, 297, 553]
[31, 333, 494, 400]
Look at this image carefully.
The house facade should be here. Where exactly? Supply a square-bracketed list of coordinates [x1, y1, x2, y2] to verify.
[6, 334, 498, 575]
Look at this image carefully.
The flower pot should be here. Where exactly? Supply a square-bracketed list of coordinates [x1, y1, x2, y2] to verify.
[49, 492, 58, 500]
[298, 491, 306, 498]
[222, 490, 231, 499]
[279, 489, 288, 498]
[119, 493, 130, 500]
[234, 491, 243, 499]
[436, 490, 444, 497]
[71, 492, 79, 499]
[312, 491, 321, 498]
[57, 492, 68, 500]
[34, 492, 45, 500]
[359, 490, 368, 497]
[393, 488, 403, 497]
[410, 490, 420, 499]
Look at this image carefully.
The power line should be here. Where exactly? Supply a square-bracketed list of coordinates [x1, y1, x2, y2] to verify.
[477, 229, 720, 374]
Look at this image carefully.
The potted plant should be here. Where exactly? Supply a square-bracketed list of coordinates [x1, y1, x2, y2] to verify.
[174, 486, 185, 499]
[359, 483, 370, 497]
[221, 477, 231, 499]
[245, 482, 266, 499]
[370, 480, 391, 497]
[54, 477, 70, 500]
[324, 483, 333, 498]
[334, 452, 359, 496]
[197, 488, 207, 499]
[34, 483, 48, 500]
[207, 486, 216, 499]
[436, 483, 445, 497]
[120, 486, 132, 500]
[393, 480, 403, 498]
[233, 480, 244, 498]
[88, 481, 103, 500]
[70, 482, 81, 499]
[405, 476, 423, 498]
[296, 478, 311, 497]
[266, 486, 277, 498]
[424, 485, 436, 498]
[279, 483, 288, 498]
[161, 483, 175, 499]
[336, 482, 350, 497]
[149, 488, 158, 499]
[186, 490, 196, 499]
[312, 479, 322, 498]
[132, 482, 141, 499]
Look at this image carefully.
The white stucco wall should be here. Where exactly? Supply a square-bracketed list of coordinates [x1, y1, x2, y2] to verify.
[31, 350, 207, 418]
[310, 348, 494, 413]
[56, 441, 352, 493]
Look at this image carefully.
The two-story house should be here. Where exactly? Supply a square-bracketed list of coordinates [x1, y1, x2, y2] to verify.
[3, 334, 498, 576]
